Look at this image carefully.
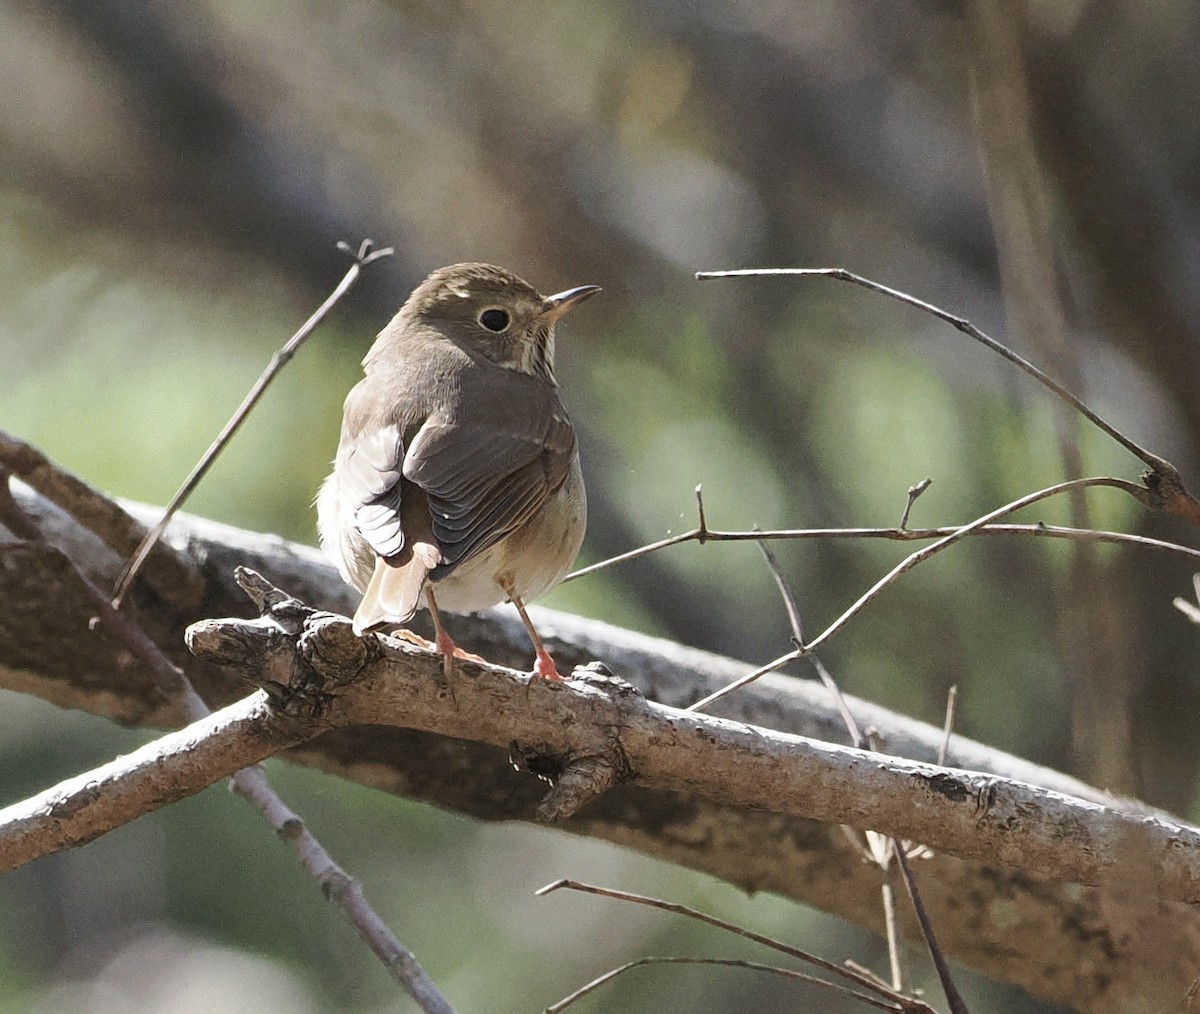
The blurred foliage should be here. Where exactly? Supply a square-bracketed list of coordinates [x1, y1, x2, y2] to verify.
[2, 0, 1198, 1010]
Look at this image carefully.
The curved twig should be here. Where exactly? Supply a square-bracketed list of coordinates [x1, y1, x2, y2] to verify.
[545, 956, 922, 1013]
[696, 267, 1200, 527]
[112, 239, 394, 605]
[536, 879, 926, 1006]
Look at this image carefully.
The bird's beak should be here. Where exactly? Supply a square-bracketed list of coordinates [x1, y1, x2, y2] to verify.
[542, 284, 601, 322]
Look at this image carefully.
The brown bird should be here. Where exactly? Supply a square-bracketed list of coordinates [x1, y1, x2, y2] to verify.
[317, 262, 599, 680]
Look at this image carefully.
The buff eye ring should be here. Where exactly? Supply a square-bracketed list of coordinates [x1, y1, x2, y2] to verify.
[478, 308, 510, 332]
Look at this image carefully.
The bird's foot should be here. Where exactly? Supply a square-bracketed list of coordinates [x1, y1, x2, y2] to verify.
[529, 647, 566, 682]
[390, 628, 484, 665]
[391, 627, 436, 650]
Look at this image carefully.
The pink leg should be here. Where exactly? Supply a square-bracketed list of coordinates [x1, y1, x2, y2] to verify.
[504, 585, 564, 681]
[424, 587, 485, 677]
[426, 587, 455, 679]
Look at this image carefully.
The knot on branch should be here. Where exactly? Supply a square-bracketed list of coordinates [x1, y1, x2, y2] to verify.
[234, 566, 315, 634]
[297, 612, 374, 687]
[566, 660, 641, 699]
[533, 751, 629, 823]
[185, 613, 302, 704]
[512, 677, 635, 824]
[187, 568, 371, 714]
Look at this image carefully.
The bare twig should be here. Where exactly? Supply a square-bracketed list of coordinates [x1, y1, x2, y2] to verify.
[688, 476, 1134, 713]
[900, 479, 932, 530]
[804, 477, 1129, 657]
[756, 534, 805, 642]
[881, 876, 903, 992]
[230, 766, 455, 1014]
[537, 881, 934, 1013]
[564, 520, 1200, 585]
[545, 956, 920, 1013]
[537, 880, 915, 1002]
[755, 535, 864, 748]
[896, 848, 970, 1014]
[938, 687, 958, 767]
[684, 651, 799, 714]
[847, 879, 909, 995]
[1174, 575, 1200, 625]
[112, 239, 394, 606]
[696, 266, 1200, 527]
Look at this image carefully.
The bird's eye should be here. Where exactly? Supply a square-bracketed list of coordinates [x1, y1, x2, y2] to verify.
[478, 308, 510, 333]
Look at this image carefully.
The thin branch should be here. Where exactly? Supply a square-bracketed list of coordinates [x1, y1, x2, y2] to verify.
[563, 520, 1200, 584]
[900, 478, 933, 530]
[756, 534, 805, 642]
[112, 239, 394, 605]
[938, 687, 959, 768]
[803, 477, 1130, 656]
[1174, 575, 1200, 625]
[230, 765, 455, 1014]
[696, 267, 1200, 527]
[536, 879, 926, 1007]
[896, 848, 970, 1014]
[684, 650, 800, 714]
[687, 476, 1130, 713]
[882, 877, 903, 992]
[755, 534, 864, 748]
[545, 956, 920, 1014]
[694, 269, 1141, 468]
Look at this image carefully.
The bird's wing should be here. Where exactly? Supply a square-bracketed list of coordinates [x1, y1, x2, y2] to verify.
[333, 396, 444, 631]
[403, 387, 575, 576]
[337, 421, 408, 558]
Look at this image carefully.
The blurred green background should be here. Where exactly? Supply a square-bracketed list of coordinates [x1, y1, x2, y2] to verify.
[3, 1, 1199, 1011]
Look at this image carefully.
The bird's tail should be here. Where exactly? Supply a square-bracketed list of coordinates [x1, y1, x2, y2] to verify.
[353, 540, 442, 634]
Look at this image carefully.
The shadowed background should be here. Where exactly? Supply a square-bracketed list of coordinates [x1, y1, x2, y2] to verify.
[2, 1, 1198, 1011]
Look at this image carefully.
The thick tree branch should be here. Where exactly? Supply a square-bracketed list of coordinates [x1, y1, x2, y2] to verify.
[0, 431, 204, 611]
[200, 596, 1200, 905]
[11, 581, 1200, 905]
[0, 691, 314, 871]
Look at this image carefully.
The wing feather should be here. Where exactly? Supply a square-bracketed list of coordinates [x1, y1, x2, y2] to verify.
[403, 376, 575, 576]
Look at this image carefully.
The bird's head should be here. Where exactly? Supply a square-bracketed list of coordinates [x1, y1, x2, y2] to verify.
[402, 262, 600, 381]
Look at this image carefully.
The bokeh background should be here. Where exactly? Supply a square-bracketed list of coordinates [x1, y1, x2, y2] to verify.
[3, 1, 1199, 1011]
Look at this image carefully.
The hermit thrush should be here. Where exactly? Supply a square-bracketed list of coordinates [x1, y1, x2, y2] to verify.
[317, 263, 598, 680]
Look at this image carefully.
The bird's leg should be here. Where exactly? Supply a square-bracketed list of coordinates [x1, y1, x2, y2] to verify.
[423, 587, 485, 678]
[425, 587, 456, 679]
[501, 581, 565, 681]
